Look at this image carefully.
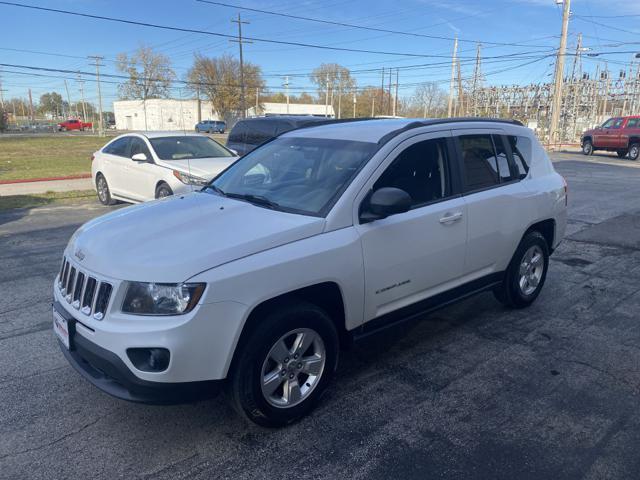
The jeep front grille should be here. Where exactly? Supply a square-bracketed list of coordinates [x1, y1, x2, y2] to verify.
[58, 256, 112, 320]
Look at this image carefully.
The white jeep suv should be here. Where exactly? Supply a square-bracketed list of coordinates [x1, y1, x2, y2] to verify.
[53, 118, 567, 426]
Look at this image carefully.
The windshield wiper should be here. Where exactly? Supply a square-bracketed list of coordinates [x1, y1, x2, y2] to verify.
[225, 192, 280, 209]
[207, 184, 226, 196]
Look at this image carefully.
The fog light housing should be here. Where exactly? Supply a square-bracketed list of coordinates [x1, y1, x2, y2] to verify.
[127, 348, 170, 372]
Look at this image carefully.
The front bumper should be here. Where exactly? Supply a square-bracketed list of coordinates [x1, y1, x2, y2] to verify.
[54, 300, 221, 404]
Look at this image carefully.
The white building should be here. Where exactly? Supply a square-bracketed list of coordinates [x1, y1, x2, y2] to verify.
[113, 99, 221, 131]
[247, 102, 334, 118]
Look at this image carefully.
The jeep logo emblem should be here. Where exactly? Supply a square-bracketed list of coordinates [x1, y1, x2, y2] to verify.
[74, 249, 85, 261]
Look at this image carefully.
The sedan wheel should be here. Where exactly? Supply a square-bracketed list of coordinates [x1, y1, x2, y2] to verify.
[96, 174, 114, 205]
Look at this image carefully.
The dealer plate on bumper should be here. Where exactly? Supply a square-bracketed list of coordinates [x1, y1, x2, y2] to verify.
[53, 309, 70, 350]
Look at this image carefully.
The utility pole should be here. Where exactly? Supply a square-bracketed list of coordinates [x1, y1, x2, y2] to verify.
[255, 87, 259, 116]
[393, 68, 399, 116]
[196, 84, 202, 123]
[283, 76, 290, 114]
[353, 90, 356, 118]
[64, 79, 73, 118]
[456, 60, 464, 116]
[387, 69, 392, 115]
[0, 68, 4, 108]
[89, 56, 105, 136]
[472, 43, 482, 116]
[28, 88, 34, 124]
[549, 0, 571, 146]
[77, 74, 88, 124]
[324, 73, 330, 117]
[371, 97, 375, 117]
[448, 37, 458, 117]
[231, 14, 251, 119]
[379, 67, 384, 117]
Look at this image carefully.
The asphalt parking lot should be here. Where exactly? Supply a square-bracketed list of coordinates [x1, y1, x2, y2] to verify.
[1, 151, 640, 479]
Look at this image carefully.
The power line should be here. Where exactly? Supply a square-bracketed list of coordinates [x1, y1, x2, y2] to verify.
[0, 1, 493, 59]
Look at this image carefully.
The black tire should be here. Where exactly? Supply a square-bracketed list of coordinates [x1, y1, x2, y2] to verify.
[95, 173, 115, 205]
[582, 139, 593, 156]
[629, 143, 640, 161]
[155, 182, 173, 199]
[227, 301, 339, 427]
[493, 231, 549, 309]
[616, 149, 628, 158]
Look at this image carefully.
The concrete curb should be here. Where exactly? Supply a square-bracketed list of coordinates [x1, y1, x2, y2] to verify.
[0, 173, 92, 185]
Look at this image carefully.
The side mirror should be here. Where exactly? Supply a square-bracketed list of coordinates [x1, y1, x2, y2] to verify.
[361, 187, 412, 222]
[131, 153, 148, 162]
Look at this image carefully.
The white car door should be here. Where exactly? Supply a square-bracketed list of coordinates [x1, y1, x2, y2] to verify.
[453, 129, 530, 276]
[355, 132, 468, 322]
[100, 136, 132, 198]
[127, 137, 160, 201]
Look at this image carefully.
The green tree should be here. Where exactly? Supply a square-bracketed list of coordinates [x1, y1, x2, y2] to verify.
[38, 92, 67, 117]
[310, 63, 355, 118]
[117, 45, 176, 100]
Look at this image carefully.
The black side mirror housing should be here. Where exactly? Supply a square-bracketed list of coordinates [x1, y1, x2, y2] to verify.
[361, 187, 412, 222]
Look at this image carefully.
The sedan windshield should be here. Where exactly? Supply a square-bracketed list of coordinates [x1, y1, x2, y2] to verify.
[150, 136, 234, 160]
[207, 137, 377, 216]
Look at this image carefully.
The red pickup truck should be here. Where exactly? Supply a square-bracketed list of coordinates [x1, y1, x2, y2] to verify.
[57, 119, 92, 131]
[581, 116, 640, 160]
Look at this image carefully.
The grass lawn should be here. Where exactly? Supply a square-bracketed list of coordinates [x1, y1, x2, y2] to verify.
[0, 190, 96, 211]
[0, 136, 109, 181]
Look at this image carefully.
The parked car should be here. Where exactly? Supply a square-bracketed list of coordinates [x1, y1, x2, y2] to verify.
[91, 132, 237, 204]
[57, 119, 92, 131]
[581, 116, 640, 160]
[226, 116, 327, 156]
[54, 118, 566, 426]
[195, 120, 226, 134]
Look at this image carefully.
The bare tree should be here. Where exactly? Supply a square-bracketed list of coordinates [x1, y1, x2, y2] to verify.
[410, 82, 448, 118]
[116, 45, 175, 101]
[187, 53, 264, 121]
[310, 63, 355, 118]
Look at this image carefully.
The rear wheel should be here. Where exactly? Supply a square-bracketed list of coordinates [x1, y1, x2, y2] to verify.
[629, 143, 640, 161]
[494, 231, 549, 308]
[616, 149, 628, 158]
[96, 174, 115, 205]
[155, 182, 173, 199]
[582, 139, 593, 156]
[227, 302, 339, 427]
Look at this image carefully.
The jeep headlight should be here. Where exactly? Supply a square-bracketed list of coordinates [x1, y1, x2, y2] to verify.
[173, 170, 208, 186]
[122, 282, 205, 315]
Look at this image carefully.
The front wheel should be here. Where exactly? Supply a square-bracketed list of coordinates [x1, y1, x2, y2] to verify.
[494, 231, 549, 309]
[155, 183, 173, 199]
[227, 302, 339, 427]
[629, 143, 640, 161]
[582, 140, 593, 156]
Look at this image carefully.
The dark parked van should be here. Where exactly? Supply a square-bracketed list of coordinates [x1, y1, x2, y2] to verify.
[226, 116, 327, 156]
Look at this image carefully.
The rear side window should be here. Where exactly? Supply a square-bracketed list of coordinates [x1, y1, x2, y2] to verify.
[103, 137, 130, 157]
[458, 134, 500, 191]
[627, 118, 639, 128]
[508, 135, 532, 179]
[228, 122, 247, 143]
[246, 121, 277, 146]
[493, 135, 515, 182]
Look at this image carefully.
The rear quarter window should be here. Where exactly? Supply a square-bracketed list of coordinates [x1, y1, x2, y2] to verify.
[508, 135, 532, 179]
[228, 122, 247, 143]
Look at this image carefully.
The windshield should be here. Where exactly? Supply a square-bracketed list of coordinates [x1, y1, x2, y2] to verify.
[150, 136, 234, 160]
[207, 137, 377, 216]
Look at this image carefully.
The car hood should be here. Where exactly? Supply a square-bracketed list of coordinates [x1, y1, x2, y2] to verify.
[160, 156, 237, 180]
[67, 192, 325, 282]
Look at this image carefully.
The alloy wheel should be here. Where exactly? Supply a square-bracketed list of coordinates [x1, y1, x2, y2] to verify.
[97, 176, 108, 203]
[518, 245, 544, 296]
[260, 328, 326, 408]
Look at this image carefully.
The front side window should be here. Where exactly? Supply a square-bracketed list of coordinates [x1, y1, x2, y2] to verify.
[208, 137, 377, 216]
[508, 135, 532, 179]
[612, 118, 624, 129]
[149, 136, 234, 160]
[458, 134, 500, 191]
[602, 118, 616, 128]
[104, 137, 130, 157]
[130, 138, 152, 160]
[373, 138, 451, 208]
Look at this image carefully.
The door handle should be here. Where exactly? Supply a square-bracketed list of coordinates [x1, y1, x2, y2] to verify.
[439, 212, 463, 224]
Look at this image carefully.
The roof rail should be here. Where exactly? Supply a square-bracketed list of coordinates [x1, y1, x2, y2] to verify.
[377, 117, 524, 145]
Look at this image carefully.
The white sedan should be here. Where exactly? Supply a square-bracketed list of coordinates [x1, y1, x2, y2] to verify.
[91, 132, 238, 204]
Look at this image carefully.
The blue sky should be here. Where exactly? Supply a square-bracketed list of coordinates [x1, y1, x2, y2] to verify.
[1, 0, 639, 110]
